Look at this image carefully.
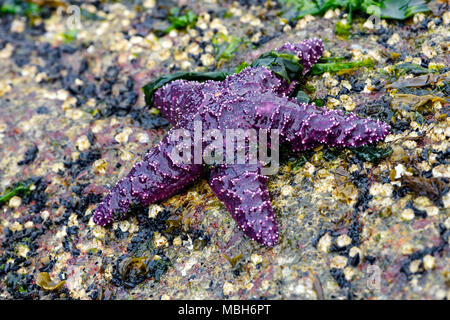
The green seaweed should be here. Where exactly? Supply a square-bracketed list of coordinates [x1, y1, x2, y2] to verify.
[323, 147, 344, 161]
[165, 8, 197, 34]
[310, 58, 374, 75]
[350, 145, 392, 163]
[313, 98, 325, 107]
[250, 51, 304, 82]
[148, 258, 171, 282]
[0, 0, 41, 17]
[213, 33, 245, 64]
[394, 62, 434, 76]
[363, 0, 431, 20]
[60, 29, 77, 44]
[278, 0, 431, 22]
[335, 20, 351, 37]
[235, 61, 250, 73]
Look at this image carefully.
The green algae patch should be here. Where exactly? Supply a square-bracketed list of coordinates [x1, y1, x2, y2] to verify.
[350, 145, 392, 163]
[165, 8, 197, 34]
[279, 0, 431, 22]
[213, 33, 246, 65]
[310, 58, 374, 75]
[250, 51, 304, 82]
[394, 63, 435, 76]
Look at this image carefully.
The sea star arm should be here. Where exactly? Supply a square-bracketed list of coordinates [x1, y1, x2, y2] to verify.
[276, 38, 324, 75]
[278, 102, 390, 151]
[208, 163, 278, 247]
[93, 129, 203, 226]
[252, 93, 390, 151]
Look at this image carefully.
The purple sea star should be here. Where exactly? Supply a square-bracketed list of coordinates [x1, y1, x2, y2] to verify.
[94, 38, 390, 247]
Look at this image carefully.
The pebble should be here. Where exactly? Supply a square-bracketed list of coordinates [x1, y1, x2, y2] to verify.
[16, 244, 29, 258]
[93, 159, 108, 174]
[362, 79, 375, 93]
[65, 108, 84, 120]
[336, 234, 352, 248]
[251, 254, 263, 265]
[181, 61, 192, 70]
[93, 225, 106, 239]
[432, 164, 449, 178]
[295, 15, 315, 30]
[24, 221, 34, 229]
[387, 33, 401, 46]
[349, 246, 361, 258]
[341, 80, 352, 90]
[41, 210, 50, 221]
[0, 43, 14, 59]
[401, 243, 414, 255]
[445, 217, 450, 229]
[409, 260, 421, 273]
[344, 267, 354, 281]
[143, 0, 156, 9]
[76, 135, 91, 151]
[444, 193, 450, 209]
[9, 221, 23, 232]
[318, 233, 332, 253]
[413, 196, 432, 212]
[423, 254, 435, 270]
[148, 205, 163, 218]
[136, 133, 150, 144]
[9, 196, 22, 208]
[393, 163, 407, 180]
[223, 282, 235, 295]
[68, 214, 78, 227]
[51, 162, 64, 173]
[114, 127, 133, 144]
[281, 185, 294, 196]
[421, 44, 436, 59]
[119, 220, 130, 233]
[330, 255, 348, 269]
[117, 149, 132, 162]
[324, 9, 339, 19]
[339, 95, 355, 111]
[210, 18, 228, 34]
[200, 53, 215, 66]
[326, 97, 340, 109]
[362, 18, 374, 30]
[369, 183, 393, 198]
[402, 140, 417, 149]
[153, 232, 168, 248]
[401, 208, 415, 221]
[444, 11, 450, 25]
[10, 19, 25, 33]
[324, 74, 339, 88]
